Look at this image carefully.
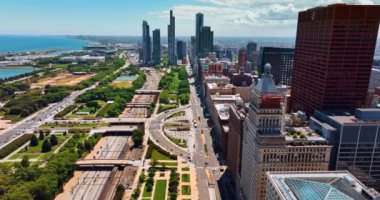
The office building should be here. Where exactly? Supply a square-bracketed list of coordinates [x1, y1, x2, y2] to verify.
[190, 36, 196, 62]
[168, 10, 176, 65]
[238, 48, 247, 68]
[258, 47, 294, 86]
[142, 20, 151, 65]
[291, 4, 380, 115]
[152, 29, 161, 65]
[195, 13, 204, 56]
[228, 103, 247, 188]
[311, 108, 380, 190]
[247, 42, 257, 62]
[176, 40, 186, 60]
[239, 64, 331, 200]
[265, 171, 380, 200]
[200, 26, 214, 58]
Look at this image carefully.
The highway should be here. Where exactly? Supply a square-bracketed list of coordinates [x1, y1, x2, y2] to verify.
[0, 84, 97, 148]
[68, 136, 129, 200]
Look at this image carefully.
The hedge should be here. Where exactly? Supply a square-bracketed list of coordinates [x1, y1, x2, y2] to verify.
[54, 104, 78, 119]
[0, 134, 33, 158]
[146, 140, 177, 160]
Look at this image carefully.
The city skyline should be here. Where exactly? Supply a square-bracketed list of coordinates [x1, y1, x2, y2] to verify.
[1, 0, 379, 36]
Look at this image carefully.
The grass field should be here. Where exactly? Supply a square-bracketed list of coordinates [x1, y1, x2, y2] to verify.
[158, 104, 177, 113]
[157, 161, 177, 166]
[150, 149, 173, 161]
[153, 180, 167, 200]
[182, 174, 190, 182]
[181, 185, 191, 195]
[110, 80, 133, 89]
[32, 72, 94, 88]
[142, 185, 152, 197]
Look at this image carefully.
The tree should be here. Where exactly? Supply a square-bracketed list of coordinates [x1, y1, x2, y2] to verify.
[114, 184, 125, 200]
[39, 131, 45, 140]
[132, 128, 144, 147]
[21, 155, 30, 167]
[50, 135, 58, 146]
[41, 140, 52, 153]
[30, 135, 39, 146]
[45, 129, 51, 136]
[63, 131, 67, 136]
[84, 140, 92, 151]
[151, 158, 158, 167]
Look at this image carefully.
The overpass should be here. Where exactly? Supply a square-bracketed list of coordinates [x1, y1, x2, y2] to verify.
[76, 159, 142, 169]
[91, 125, 139, 134]
[126, 102, 151, 108]
[135, 89, 161, 94]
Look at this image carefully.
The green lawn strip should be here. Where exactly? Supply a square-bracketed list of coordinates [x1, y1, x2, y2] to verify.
[151, 149, 173, 160]
[157, 162, 177, 166]
[181, 167, 189, 171]
[40, 122, 108, 128]
[9, 153, 41, 160]
[158, 104, 177, 113]
[143, 184, 152, 197]
[166, 111, 185, 119]
[181, 185, 191, 195]
[181, 174, 190, 182]
[153, 180, 167, 200]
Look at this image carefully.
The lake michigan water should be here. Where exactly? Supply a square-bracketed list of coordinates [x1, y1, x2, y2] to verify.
[0, 35, 86, 53]
[0, 35, 87, 79]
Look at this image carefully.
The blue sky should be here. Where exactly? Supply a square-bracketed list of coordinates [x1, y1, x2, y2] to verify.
[0, 0, 379, 37]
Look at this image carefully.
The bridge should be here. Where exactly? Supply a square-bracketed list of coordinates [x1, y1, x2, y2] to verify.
[126, 102, 151, 108]
[135, 89, 161, 94]
[91, 125, 139, 134]
[76, 159, 141, 168]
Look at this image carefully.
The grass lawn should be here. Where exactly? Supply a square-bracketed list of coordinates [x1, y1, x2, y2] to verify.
[167, 111, 185, 119]
[150, 149, 174, 161]
[153, 180, 167, 200]
[166, 135, 187, 148]
[2, 115, 22, 122]
[182, 174, 190, 182]
[110, 81, 133, 89]
[20, 134, 68, 154]
[181, 185, 191, 195]
[9, 153, 41, 160]
[158, 104, 177, 113]
[142, 185, 152, 197]
[77, 106, 96, 113]
[40, 122, 108, 129]
[182, 167, 190, 171]
[157, 162, 177, 166]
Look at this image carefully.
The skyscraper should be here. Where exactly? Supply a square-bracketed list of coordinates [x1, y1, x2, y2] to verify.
[142, 20, 151, 65]
[195, 13, 204, 56]
[246, 42, 257, 62]
[238, 48, 247, 67]
[168, 10, 176, 65]
[152, 29, 161, 65]
[176, 40, 186, 60]
[258, 47, 294, 86]
[290, 4, 380, 115]
[239, 64, 331, 200]
[200, 26, 213, 57]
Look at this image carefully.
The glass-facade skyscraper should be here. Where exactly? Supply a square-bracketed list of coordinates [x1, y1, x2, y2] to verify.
[168, 10, 176, 65]
[152, 29, 161, 65]
[142, 20, 151, 65]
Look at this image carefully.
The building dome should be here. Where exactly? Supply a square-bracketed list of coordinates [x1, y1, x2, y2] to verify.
[264, 63, 272, 73]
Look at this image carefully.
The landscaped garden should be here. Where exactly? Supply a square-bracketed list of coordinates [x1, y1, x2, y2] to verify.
[153, 180, 167, 200]
[158, 66, 190, 113]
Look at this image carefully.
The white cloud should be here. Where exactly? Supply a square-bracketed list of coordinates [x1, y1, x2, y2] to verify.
[151, 0, 380, 36]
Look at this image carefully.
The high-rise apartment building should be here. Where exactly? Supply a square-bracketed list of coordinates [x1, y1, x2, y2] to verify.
[176, 40, 186, 60]
[152, 29, 161, 65]
[258, 47, 294, 86]
[239, 64, 331, 200]
[291, 4, 380, 115]
[168, 10, 176, 65]
[247, 42, 257, 62]
[311, 108, 380, 190]
[195, 13, 204, 56]
[200, 26, 214, 57]
[142, 20, 151, 65]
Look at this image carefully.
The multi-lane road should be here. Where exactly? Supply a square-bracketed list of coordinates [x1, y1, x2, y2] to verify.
[0, 84, 97, 148]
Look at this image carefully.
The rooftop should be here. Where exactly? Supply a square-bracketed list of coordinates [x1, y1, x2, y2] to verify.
[215, 104, 230, 121]
[211, 94, 242, 102]
[267, 171, 380, 200]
